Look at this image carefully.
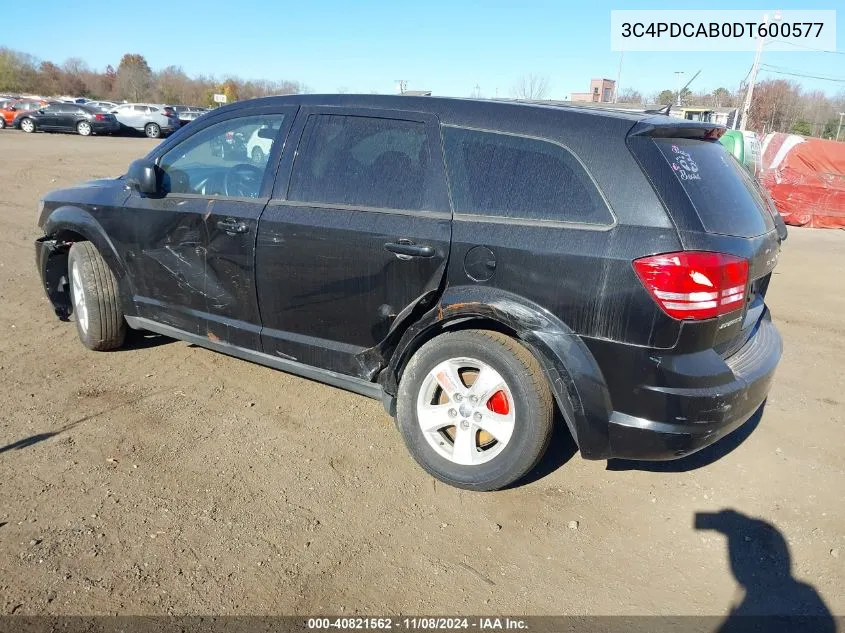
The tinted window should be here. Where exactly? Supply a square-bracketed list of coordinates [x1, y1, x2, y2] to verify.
[46, 104, 70, 113]
[133, 105, 147, 112]
[288, 114, 431, 211]
[159, 114, 286, 197]
[443, 127, 613, 225]
[654, 138, 773, 237]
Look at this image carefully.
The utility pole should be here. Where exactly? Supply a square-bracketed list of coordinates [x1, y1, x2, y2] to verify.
[837, 112, 844, 142]
[674, 71, 684, 106]
[614, 52, 624, 103]
[739, 10, 782, 131]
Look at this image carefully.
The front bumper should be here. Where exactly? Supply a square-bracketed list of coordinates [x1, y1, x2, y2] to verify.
[603, 314, 781, 460]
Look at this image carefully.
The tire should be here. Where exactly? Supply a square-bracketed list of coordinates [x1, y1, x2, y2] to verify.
[0, 118, 6, 129]
[251, 146, 265, 164]
[68, 242, 126, 351]
[396, 330, 553, 491]
[20, 118, 35, 133]
[144, 122, 161, 138]
[76, 121, 92, 136]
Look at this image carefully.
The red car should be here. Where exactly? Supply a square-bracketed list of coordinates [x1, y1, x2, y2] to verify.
[0, 98, 49, 129]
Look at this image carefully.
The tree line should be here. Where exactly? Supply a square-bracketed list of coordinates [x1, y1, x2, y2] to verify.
[0, 48, 305, 107]
[618, 82, 845, 140]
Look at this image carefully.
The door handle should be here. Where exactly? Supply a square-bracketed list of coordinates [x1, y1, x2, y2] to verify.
[217, 218, 249, 234]
[384, 240, 435, 259]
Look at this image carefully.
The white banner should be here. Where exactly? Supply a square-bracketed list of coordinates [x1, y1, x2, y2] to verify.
[611, 10, 837, 52]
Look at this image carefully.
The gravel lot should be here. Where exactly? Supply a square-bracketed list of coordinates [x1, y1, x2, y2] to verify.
[0, 132, 843, 617]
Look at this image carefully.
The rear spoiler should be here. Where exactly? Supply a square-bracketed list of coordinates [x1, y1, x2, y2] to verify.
[628, 116, 726, 141]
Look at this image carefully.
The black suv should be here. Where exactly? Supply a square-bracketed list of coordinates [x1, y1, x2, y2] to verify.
[34, 95, 783, 491]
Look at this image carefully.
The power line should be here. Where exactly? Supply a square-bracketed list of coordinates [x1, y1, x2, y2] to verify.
[766, 39, 845, 55]
[759, 65, 845, 83]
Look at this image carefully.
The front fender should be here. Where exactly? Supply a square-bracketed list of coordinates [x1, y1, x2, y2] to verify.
[42, 205, 127, 280]
[382, 285, 615, 459]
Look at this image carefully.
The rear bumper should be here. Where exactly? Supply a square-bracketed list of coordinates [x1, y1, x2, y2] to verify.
[603, 313, 781, 460]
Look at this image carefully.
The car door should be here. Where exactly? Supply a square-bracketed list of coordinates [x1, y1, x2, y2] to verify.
[38, 104, 63, 130]
[124, 106, 295, 348]
[255, 107, 452, 377]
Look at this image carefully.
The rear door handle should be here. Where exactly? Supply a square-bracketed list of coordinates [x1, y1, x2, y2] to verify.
[217, 218, 249, 234]
[384, 240, 435, 259]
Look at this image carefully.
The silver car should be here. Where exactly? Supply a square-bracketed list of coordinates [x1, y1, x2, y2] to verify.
[111, 103, 181, 138]
[87, 100, 118, 112]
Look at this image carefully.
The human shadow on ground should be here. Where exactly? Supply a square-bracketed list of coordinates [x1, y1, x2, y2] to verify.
[695, 509, 835, 633]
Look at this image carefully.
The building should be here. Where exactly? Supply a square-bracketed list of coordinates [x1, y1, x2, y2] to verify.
[571, 79, 616, 104]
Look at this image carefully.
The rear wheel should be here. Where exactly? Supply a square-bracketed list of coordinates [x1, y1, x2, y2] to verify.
[68, 242, 126, 351]
[76, 121, 92, 136]
[396, 330, 553, 491]
[144, 122, 161, 138]
[0, 118, 6, 129]
[20, 118, 35, 133]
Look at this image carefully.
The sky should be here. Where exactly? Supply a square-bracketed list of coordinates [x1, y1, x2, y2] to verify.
[3, 0, 843, 100]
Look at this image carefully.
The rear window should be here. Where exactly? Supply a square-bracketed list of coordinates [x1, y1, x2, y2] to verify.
[443, 127, 613, 225]
[655, 138, 774, 237]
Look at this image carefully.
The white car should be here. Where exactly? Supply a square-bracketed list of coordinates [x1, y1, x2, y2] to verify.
[246, 126, 275, 164]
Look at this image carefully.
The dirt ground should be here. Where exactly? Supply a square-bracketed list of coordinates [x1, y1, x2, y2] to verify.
[0, 132, 842, 617]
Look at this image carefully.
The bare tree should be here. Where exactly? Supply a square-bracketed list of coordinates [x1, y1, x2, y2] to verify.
[511, 74, 549, 100]
[115, 53, 152, 102]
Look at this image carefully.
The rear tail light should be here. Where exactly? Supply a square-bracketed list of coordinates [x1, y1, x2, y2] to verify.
[94, 113, 105, 121]
[633, 251, 748, 320]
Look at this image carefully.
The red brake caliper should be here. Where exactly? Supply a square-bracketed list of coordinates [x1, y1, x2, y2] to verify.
[487, 390, 510, 415]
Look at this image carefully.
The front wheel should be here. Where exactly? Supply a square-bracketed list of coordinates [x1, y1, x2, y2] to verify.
[144, 122, 161, 138]
[20, 118, 35, 133]
[396, 330, 553, 491]
[76, 121, 92, 136]
[68, 242, 126, 351]
[0, 118, 6, 129]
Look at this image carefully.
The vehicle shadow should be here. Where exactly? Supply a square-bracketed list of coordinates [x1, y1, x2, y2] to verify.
[605, 401, 765, 473]
[509, 411, 578, 488]
[696, 509, 835, 633]
[120, 329, 173, 351]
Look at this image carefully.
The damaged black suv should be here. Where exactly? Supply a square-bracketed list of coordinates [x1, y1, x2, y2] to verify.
[35, 95, 783, 491]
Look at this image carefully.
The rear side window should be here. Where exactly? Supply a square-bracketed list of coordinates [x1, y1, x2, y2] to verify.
[443, 127, 613, 225]
[654, 138, 773, 237]
[288, 114, 432, 211]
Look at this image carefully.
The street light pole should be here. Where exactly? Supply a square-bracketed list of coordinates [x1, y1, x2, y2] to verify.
[674, 71, 684, 106]
[837, 112, 844, 142]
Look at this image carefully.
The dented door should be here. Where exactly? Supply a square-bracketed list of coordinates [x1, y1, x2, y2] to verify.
[125, 193, 210, 336]
[126, 107, 296, 346]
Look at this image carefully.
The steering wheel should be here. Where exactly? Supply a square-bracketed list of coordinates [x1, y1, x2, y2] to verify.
[224, 163, 264, 198]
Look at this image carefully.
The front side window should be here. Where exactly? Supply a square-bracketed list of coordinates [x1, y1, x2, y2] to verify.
[443, 127, 614, 225]
[288, 114, 432, 211]
[158, 114, 286, 198]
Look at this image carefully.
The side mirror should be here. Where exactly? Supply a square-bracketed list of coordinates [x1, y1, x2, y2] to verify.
[8, 106, 16, 112]
[36, 109, 44, 114]
[125, 159, 159, 195]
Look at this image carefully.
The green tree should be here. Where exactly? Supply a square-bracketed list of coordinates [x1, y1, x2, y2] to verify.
[657, 89, 675, 105]
[791, 120, 812, 136]
[712, 87, 732, 107]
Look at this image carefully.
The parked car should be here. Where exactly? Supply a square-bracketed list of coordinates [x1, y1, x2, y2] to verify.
[87, 100, 118, 112]
[111, 103, 180, 138]
[18, 102, 119, 136]
[172, 105, 209, 126]
[0, 98, 49, 129]
[33, 95, 783, 491]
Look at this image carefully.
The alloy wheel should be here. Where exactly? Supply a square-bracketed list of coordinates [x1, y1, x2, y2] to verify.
[416, 357, 515, 466]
